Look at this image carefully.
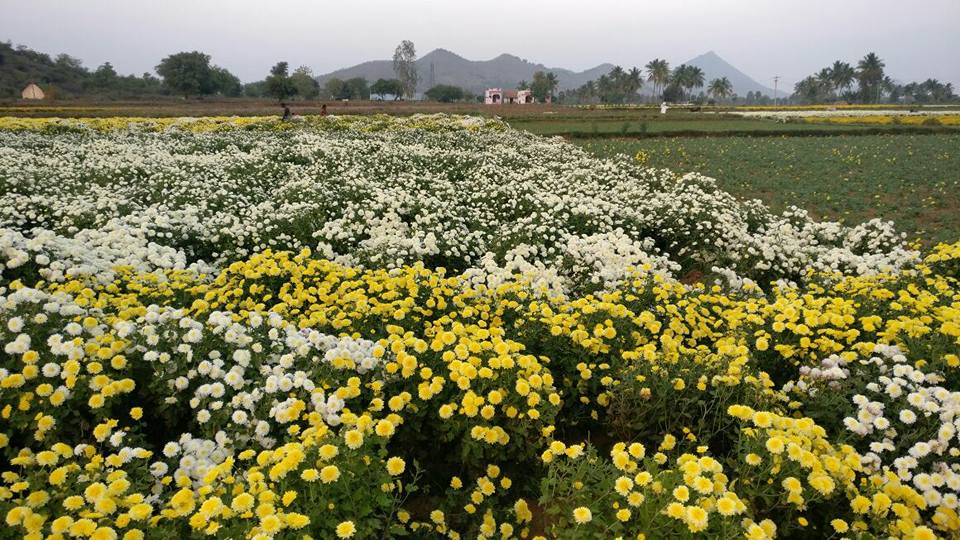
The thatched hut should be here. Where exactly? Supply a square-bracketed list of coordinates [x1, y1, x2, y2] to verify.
[21, 83, 45, 100]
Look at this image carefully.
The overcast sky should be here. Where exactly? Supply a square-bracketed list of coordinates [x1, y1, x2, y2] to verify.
[3, 0, 958, 88]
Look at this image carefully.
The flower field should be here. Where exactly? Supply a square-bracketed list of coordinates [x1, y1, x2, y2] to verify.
[1, 114, 958, 539]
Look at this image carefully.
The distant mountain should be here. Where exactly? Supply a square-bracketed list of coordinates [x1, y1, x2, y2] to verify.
[316, 48, 777, 98]
[682, 51, 777, 97]
[316, 48, 614, 94]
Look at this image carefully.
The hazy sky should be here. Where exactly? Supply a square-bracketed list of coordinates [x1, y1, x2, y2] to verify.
[3, 0, 958, 88]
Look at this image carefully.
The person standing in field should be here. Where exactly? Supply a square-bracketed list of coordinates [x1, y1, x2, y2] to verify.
[281, 102, 292, 121]
[660, 101, 668, 114]
[320, 103, 328, 116]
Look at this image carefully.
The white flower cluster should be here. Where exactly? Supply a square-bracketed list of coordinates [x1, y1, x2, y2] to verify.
[0, 117, 918, 291]
[560, 230, 680, 290]
[461, 244, 568, 298]
[0, 285, 388, 480]
[299, 329, 385, 374]
[159, 310, 386, 448]
[793, 345, 960, 512]
[461, 231, 680, 296]
[157, 432, 233, 490]
[781, 354, 851, 394]
[0, 224, 215, 284]
[710, 266, 759, 292]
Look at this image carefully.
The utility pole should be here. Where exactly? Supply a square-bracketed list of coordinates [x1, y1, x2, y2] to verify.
[773, 75, 780, 105]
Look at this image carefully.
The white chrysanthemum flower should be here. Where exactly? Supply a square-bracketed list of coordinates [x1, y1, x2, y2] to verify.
[162, 442, 180, 457]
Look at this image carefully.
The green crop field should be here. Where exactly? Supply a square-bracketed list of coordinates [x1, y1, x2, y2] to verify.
[511, 116, 877, 136]
[578, 133, 960, 245]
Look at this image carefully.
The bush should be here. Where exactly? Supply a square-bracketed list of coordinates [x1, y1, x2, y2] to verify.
[424, 84, 466, 103]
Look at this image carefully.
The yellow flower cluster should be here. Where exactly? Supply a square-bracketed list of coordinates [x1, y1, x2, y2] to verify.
[801, 114, 960, 126]
[737, 104, 939, 111]
[2, 241, 959, 538]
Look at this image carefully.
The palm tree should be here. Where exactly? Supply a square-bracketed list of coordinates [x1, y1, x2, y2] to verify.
[597, 74, 612, 102]
[707, 77, 733, 102]
[609, 65, 626, 83]
[794, 76, 821, 103]
[581, 80, 596, 102]
[671, 65, 691, 101]
[546, 72, 558, 92]
[881, 76, 897, 102]
[908, 79, 955, 103]
[645, 58, 670, 99]
[829, 60, 855, 96]
[813, 68, 835, 101]
[941, 82, 955, 102]
[856, 52, 885, 103]
[543, 72, 559, 101]
[627, 67, 644, 101]
[687, 66, 705, 100]
[816, 68, 834, 96]
[665, 65, 706, 102]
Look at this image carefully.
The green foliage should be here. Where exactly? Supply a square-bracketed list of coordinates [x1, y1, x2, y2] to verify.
[530, 71, 559, 102]
[857, 52, 886, 103]
[0, 41, 90, 97]
[424, 84, 466, 103]
[645, 58, 671, 100]
[540, 444, 749, 539]
[707, 77, 733, 101]
[211, 66, 243, 97]
[266, 61, 297, 101]
[156, 51, 217, 98]
[606, 354, 774, 454]
[788, 52, 949, 105]
[371, 78, 404, 99]
[670, 64, 705, 102]
[0, 42, 164, 99]
[793, 74, 834, 104]
[571, 66, 644, 104]
[322, 78, 345, 100]
[1, 42, 240, 100]
[903, 79, 957, 103]
[242, 80, 268, 98]
[87, 62, 118, 93]
[345, 77, 370, 100]
[290, 66, 320, 100]
[323, 77, 370, 100]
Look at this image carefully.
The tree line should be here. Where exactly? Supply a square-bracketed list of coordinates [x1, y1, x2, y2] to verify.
[0, 40, 759, 104]
[1, 41, 169, 99]
[0, 42, 250, 100]
[558, 60, 736, 105]
[792, 52, 956, 104]
[1, 39, 472, 103]
[6, 40, 954, 105]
